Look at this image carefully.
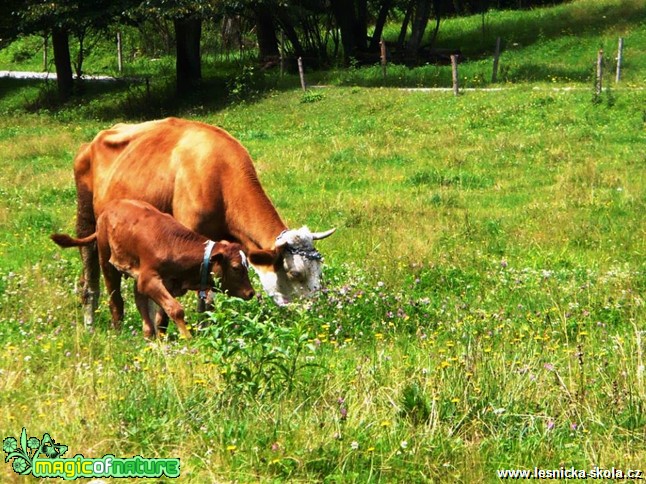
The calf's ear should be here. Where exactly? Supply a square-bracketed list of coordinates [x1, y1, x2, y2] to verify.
[209, 252, 224, 265]
[248, 249, 278, 267]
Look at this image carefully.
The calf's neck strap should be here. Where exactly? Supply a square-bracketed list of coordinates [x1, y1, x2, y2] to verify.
[199, 240, 216, 301]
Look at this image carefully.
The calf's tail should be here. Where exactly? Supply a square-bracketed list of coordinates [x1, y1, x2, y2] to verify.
[51, 232, 97, 248]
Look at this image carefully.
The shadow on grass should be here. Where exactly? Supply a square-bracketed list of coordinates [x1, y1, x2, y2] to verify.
[1, 69, 302, 122]
[505, 64, 593, 83]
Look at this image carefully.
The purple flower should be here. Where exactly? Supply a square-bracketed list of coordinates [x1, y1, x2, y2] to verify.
[570, 422, 578, 431]
[546, 420, 555, 430]
[543, 363, 554, 371]
[340, 406, 348, 420]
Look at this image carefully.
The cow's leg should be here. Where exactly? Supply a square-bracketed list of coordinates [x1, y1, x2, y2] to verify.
[137, 274, 191, 339]
[134, 282, 157, 339]
[155, 309, 169, 335]
[75, 183, 99, 326]
[102, 263, 123, 330]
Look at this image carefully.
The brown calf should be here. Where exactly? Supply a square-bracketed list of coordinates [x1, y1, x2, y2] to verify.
[51, 199, 254, 338]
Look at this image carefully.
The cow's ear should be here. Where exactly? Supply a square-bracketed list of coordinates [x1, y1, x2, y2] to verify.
[248, 249, 278, 266]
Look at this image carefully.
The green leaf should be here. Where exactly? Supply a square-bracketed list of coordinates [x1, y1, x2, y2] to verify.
[5, 451, 28, 462]
[19, 428, 27, 456]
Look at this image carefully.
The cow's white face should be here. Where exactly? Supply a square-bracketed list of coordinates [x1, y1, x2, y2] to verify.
[251, 226, 335, 305]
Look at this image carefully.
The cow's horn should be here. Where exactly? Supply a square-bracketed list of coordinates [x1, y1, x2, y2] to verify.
[311, 228, 336, 240]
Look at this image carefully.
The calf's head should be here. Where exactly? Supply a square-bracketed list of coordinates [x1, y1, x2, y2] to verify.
[248, 226, 335, 305]
[210, 241, 255, 300]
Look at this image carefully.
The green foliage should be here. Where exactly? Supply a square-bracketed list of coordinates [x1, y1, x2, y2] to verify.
[3, 0, 646, 89]
[399, 382, 431, 426]
[300, 89, 325, 104]
[196, 297, 319, 397]
[226, 65, 265, 103]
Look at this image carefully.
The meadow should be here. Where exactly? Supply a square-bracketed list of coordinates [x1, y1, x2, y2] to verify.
[1, 1, 646, 482]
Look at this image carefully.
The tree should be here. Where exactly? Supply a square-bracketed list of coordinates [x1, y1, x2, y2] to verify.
[14, 0, 132, 100]
[368, 0, 393, 51]
[405, 0, 432, 60]
[131, 0, 218, 95]
[51, 26, 74, 99]
[395, 0, 447, 64]
[174, 15, 202, 92]
[16, 1, 76, 99]
[327, 0, 396, 63]
[253, 2, 280, 63]
[0, 0, 24, 49]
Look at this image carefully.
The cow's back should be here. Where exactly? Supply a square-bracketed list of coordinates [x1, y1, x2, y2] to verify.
[81, 117, 261, 241]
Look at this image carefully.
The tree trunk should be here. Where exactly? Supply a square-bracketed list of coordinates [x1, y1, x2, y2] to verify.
[330, 0, 357, 62]
[174, 17, 202, 95]
[406, 0, 432, 60]
[275, 9, 305, 59]
[74, 28, 86, 78]
[254, 4, 279, 63]
[370, 0, 393, 51]
[397, 2, 414, 49]
[52, 27, 73, 100]
[355, 0, 368, 50]
[428, 0, 443, 48]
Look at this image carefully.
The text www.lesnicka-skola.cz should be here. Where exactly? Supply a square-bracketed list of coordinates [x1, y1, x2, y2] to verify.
[497, 467, 644, 480]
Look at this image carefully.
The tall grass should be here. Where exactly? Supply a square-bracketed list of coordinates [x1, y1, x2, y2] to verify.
[1, 82, 644, 481]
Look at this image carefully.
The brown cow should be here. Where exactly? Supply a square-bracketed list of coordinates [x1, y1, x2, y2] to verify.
[73, 117, 334, 325]
[52, 199, 255, 339]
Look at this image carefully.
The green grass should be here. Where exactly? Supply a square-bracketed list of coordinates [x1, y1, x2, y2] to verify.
[1, 0, 646, 482]
[1, 84, 644, 482]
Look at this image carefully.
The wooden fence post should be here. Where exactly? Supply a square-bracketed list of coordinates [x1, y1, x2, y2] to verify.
[298, 57, 306, 91]
[380, 37, 387, 80]
[492, 37, 501, 83]
[596, 49, 603, 96]
[451, 54, 459, 96]
[117, 31, 123, 73]
[616, 37, 624, 83]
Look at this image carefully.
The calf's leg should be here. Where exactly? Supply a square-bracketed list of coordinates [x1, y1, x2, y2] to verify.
[136, 273, 192, 339]
[97, 239, 123, 329]
[134, 283, 157, 339]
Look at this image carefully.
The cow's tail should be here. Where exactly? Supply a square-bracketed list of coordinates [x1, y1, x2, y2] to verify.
[51, 232, 97, 248]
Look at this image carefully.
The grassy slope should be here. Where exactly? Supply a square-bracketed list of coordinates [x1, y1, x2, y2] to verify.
[1, 0, 645, 482]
